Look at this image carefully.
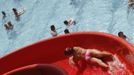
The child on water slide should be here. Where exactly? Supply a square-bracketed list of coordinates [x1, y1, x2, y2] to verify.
[64, 46, 112, 69]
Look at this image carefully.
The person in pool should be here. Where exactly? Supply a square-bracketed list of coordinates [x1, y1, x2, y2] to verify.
[4, 21, 14, 30]
[64, 47, 112, 69]
[118, 31, 127, 40]
[12, 8, 25, 21]
[1, 11, 6, 19]
[64, 29, 70, 34]
[128, 0, 134, 8]
[50, 25, 58, 37]
[64, 18, 76, 27]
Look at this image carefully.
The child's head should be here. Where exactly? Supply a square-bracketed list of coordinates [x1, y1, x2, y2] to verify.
[64, 29, 70, 34]
[12, 8, 17, 13]
[64, 47, 75, 56]
[118, 31, 124, 36]
[50, 25, 56, 31]
[2, 11, 6, 15]
[64, 20, 68, 25]
[118, 31, 126, 39]
[8, 21, 12, 25]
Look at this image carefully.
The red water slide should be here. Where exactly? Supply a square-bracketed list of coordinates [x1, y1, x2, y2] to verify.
[0, 32, 134, 75]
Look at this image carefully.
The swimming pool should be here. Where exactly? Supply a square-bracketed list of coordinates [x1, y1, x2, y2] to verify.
[0, 0, 134, 57]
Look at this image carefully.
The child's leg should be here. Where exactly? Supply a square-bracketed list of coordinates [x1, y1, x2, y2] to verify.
[90, 49, 112, 58]
[101, 51, 112, 57]
[90, 57, 108, 68]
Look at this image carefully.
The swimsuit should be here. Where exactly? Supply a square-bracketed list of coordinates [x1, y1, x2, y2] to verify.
[85, 50, 91, 61]
[51, 31, 57, 36]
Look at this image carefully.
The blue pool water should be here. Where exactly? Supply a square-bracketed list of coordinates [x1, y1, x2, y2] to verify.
[0, 0, 134, 57]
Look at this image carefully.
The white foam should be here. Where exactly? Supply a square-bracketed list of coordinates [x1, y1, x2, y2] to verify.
[108, 55, 132, 75]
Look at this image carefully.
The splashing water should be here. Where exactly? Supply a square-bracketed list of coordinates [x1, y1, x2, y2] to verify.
[108, 55, 132, 75]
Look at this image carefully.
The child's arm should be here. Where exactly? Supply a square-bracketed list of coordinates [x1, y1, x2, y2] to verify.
[69, 56, 79, 66]
[69, 56, 76, 66]
[18, 9, 25, 16]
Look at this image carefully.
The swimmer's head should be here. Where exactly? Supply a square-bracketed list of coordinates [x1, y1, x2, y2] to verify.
[118, 31, 126, 39]
[1, 11, 6, 15]
[118, 31, 124, 36]
[8, 21, 11, 24]
[50, 25, 56, 31]
[12, 8, 17, 12]
[64, 20, 68, 25]
[64, 29, 70, 34]
[64, 47, 75, 56]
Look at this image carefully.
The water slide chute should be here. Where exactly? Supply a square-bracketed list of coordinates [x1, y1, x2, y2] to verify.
[0, 32, 134, 75]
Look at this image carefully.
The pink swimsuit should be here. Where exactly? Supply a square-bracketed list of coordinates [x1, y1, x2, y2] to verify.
[85, 50, 91, 61]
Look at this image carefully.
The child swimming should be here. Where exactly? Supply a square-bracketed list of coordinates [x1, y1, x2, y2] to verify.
[12, 8, 25, 21]
[1, 11, 6, 19]
[50, 25, 58, 37]
[64, 47, 112, 68]
[118, 31, 127, 40]
[64, 18, 76, 27]
[128, 0, 134, 8]
[64, 29, 70, 34]
[4, 21, 14, 30]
